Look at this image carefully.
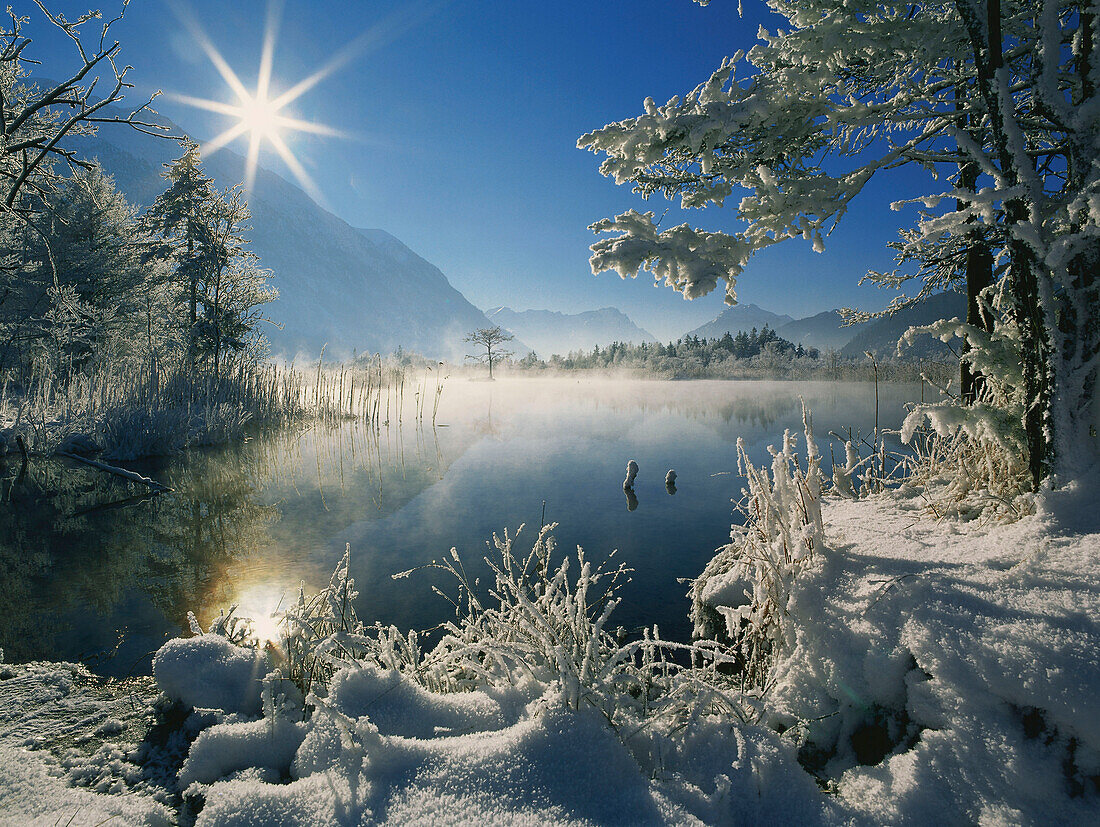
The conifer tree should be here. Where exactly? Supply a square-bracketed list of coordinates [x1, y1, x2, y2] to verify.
[143, 144, 275, 374]
[142, 142, 219, 363]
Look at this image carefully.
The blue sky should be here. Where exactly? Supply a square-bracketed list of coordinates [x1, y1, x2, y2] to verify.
[29, 0, 935, 339]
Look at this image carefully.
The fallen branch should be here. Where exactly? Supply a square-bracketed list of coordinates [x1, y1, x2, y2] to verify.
[56, 450, 172, 493]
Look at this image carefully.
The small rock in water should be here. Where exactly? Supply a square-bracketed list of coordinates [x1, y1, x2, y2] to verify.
[665, 470, 677, 485]
[623, 459, 639, 490]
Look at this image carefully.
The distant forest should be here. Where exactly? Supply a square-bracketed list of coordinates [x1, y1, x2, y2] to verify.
[512, 326, 950, 383]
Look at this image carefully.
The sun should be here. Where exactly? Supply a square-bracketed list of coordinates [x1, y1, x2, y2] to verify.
[234, 583, 288, 646]
[238, 93, 282, 142]
[168, 0, 347, 201]
[169, 0, 447, 201]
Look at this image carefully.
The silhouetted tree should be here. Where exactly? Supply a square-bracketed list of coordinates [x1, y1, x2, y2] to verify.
[463, 325, 514, 380]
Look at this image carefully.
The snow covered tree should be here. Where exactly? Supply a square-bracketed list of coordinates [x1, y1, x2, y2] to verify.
[0, 2, 168, 375]
[0, 166, 157, 374]
[464, 325, 514, 379]
[141, 142, 219, 362]
[580, 0, 1100, 484]
[143, 148, 275, 375]
[192, 189, 276, 375]
[0, 1, 162, 210]
[43, 168, 148, 359]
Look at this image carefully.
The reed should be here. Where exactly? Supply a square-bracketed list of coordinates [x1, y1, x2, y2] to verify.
[0, 349, 444, 460]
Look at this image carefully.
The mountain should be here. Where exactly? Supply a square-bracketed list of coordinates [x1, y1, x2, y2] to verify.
[840, 291, 968, 359]
[685, 304, 795, 340]
[73, 116, 491, 360]
[776, 310, 856, 353]
[485, 307, 655, 357]
[684, 294, 969, 359]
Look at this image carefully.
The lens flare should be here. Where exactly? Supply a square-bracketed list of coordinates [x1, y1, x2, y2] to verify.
[168, 0, 345, 202]
[168, 0, 451, 201]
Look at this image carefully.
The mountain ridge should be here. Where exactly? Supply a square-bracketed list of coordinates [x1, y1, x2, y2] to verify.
[71, 113, 492, 360]
[686, 304, 796, 341]
[485, 306, 655, 357]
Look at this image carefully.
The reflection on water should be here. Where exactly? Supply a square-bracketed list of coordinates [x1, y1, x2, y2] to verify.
[0, 378, 924, 675]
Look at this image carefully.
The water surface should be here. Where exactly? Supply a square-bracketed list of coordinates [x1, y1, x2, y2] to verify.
[0, 378, 922, 675]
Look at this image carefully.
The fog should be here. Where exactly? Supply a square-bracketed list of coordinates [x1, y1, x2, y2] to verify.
[0, 376, 925, 672]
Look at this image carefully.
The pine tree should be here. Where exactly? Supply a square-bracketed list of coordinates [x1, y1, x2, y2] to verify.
[142, 142, 220, 364]
[143, 144, 275, 374]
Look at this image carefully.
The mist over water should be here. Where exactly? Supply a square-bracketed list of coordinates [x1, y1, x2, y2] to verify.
[0, 377, 923, 675]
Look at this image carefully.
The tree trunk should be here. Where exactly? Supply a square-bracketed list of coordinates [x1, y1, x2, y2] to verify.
[965, 0, 1054, 485]
[956, 94, 994, 405]
[187, 229, 197, 372]
[1054, 240, 1100, 476]
[1006, 225, 1052, 486]
[961, 239, 994, 405]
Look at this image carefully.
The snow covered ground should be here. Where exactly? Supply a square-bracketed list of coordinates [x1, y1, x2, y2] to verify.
[770, 484, 1100, 823]
[1, 483, 1098, 825]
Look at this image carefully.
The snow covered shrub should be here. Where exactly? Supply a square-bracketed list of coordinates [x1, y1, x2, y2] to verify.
[396, 523, 636, 710]
[258, 528, 754, 747]
[897, 308, 1032, 518]
[392, 524, 763, 745]
[690, 404, 825, 689]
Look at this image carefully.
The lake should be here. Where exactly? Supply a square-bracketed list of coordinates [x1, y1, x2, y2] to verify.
[0, 377, 924, 676]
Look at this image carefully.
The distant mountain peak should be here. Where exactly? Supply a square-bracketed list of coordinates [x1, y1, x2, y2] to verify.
[686, 304, 795, 340]
[486, 306, 655, 357]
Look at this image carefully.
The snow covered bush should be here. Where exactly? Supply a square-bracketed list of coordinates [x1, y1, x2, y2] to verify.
[280, 544, 364, 697]
[690, 403, 825, 689]
[897, 300, 1032, 518]
[154, 609, 267, 715]
[275, 527, 751, 736]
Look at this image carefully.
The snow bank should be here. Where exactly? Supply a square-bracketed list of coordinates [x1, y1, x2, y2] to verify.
[323, 663, 522, 738]
[179, 715, 308, 787]
[153, 634, 266, 715]
[763, 491, 1100, 823]
[0, 661, 172, 825]
[192, 680, 831, 827]
[0, 744, 172, 826]
[134, 614, 833, 825]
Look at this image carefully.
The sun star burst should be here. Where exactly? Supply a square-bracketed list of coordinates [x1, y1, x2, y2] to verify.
[169, 0, 346, 202]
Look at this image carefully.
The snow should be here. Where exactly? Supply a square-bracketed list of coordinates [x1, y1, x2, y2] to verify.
[766, 485, 1100, 823]
[0, 662, 173, 824]
[153, 633, 267, 715]
[0, 744, 171, 826]
[3, 480, 1099, 823]
[179, 715, 308, 787]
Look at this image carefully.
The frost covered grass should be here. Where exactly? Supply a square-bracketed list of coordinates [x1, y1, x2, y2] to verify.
[3, 396, 1095, 824]
[690, 403, 825, 689]
[0, 351, 427, 460]
[272, 529, 756, 733]
[139, 527, 841, 825]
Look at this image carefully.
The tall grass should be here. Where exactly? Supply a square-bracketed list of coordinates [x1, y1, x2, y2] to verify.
[261, 525, 757, 744]
[690, 402, 825, 690]
[0, 351, 443, 460]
